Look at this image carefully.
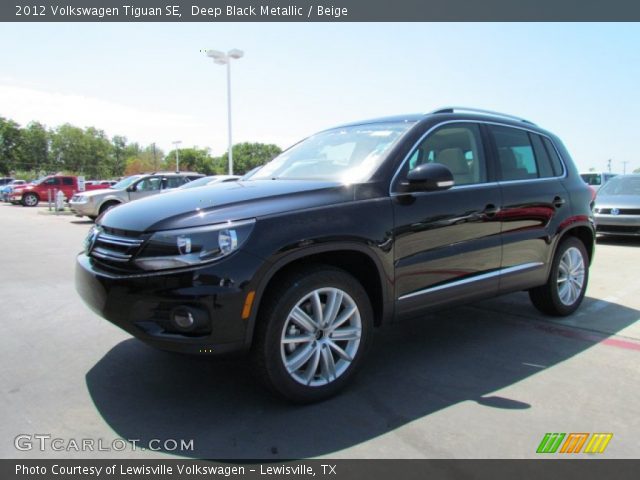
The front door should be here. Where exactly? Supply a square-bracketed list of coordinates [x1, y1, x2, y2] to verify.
[391, 122, 502, 318]
[128, 176, 162, 201]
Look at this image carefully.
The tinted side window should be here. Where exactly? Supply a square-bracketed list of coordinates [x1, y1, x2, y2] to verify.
[542, 137, 564, 176]
[397, 123, 486, 189]
[62, 177, 74, 186]
[529, 134, 555, 178]
[135, 177, 161, 191]
[44, 177, 60, 185]
[490, 125, 538, 181]
[164, 177, 185, 189]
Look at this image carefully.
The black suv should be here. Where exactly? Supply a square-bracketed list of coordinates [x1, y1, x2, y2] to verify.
[76, 108, 595, 403]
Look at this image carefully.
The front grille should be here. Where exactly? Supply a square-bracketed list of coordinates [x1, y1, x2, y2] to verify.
[597, 208, 640, 215]
[89, 228, 146, 270]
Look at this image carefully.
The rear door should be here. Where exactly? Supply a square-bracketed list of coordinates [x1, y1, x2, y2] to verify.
[392, 122, 502, 318]
[487, 124, 569, 292]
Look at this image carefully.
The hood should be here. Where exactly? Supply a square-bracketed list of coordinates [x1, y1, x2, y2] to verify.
[100, 180, 356, 232]
[595, 194, 640, 209]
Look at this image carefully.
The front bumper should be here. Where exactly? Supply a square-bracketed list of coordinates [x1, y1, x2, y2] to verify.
[595, 214, 640, 236]
[69, 201, 98, 217]
[75, 251, 265, 355]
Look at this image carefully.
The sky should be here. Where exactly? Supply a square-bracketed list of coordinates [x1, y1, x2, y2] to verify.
[1, 22, 639, 173]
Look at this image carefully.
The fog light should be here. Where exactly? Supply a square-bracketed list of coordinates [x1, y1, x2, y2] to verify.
[172, 309, 195, 330]
[168, 306, 211, 334]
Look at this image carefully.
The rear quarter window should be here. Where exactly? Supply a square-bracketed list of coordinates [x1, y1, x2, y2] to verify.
[542, 137, 565, 176]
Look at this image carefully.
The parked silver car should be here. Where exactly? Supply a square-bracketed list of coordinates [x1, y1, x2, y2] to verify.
[69, 172, 203, 220]
[594, 174, 640, 236]
[176, 175, 240, 190]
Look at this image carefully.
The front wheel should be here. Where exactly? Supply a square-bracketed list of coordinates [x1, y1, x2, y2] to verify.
[529, 237, 589, 316]
[253, 266, 373, 403]
[22, 193, 39, 207]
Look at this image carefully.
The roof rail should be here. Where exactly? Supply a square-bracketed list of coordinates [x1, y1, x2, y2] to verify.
[429, 107, 536, 125]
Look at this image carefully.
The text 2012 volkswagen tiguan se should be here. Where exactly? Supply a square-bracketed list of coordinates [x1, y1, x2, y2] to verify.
[76, 107, 595, 403]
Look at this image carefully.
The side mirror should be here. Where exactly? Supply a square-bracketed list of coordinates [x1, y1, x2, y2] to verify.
[401, 163, 455, 192]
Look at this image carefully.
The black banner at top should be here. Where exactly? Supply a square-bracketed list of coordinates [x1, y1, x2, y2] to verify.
[4, 0, 640, 22]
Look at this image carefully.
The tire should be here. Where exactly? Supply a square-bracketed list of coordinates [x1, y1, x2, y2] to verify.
[88, 215, 98, 222]
[529, 237, 589, 316]
[253, 266, 373, 403]
[22, 193, 39, 207]
[99, 201, 119, 215]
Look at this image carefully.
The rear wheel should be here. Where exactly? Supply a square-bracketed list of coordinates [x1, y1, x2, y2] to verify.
[253, 266, 373, 403]
[22, 193, 39, 207]
[529, 237, 589, 316]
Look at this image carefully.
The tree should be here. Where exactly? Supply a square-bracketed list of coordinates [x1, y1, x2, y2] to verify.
[124, 145, 164, 175]
[50, 124, 87, 174]
[124, 157, 154, 175]
[0, 117, 22, 175]
[216, 142, 282, 175]
[83, 127, 113, 178]
[163, 147, 215, 174]
[110, 135, 128, 177]
[16, 122, 49, 174]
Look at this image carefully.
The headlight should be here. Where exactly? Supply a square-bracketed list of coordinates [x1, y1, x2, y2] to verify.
[73, 195, 89, 204]
[134, 219, 255, 271]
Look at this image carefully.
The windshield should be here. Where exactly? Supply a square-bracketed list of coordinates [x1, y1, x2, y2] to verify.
[599, 176, 640, 196]
[112, 175, 142, 190]
[250, 122, 414, 182]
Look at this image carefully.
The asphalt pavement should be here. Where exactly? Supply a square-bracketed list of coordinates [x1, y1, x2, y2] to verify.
[1, 204, 638, 459]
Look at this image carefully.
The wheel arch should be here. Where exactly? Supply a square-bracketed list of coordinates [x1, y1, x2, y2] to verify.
[98, 198, 122, 214]
[244, 244, 391, 350]
[23, 191, 40, 200]
[557, 224, 595, 266]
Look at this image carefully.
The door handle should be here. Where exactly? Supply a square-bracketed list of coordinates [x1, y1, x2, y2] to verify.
[553, 196, 565, 208]
[483, 204, 500, 217]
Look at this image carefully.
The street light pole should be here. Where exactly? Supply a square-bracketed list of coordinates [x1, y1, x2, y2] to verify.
[226, 59, 233, 176]
[622, 160, 629, 175]
[172, 140, 182, 173]
[204, 48, 244, 175]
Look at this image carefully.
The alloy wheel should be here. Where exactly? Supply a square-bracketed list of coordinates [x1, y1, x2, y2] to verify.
[23, 194, 38, 206]
[557, 246, 585, 306]
[280, 287, 362, 387]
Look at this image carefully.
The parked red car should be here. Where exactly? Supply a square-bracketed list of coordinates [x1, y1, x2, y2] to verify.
[9, 175, 105, 207]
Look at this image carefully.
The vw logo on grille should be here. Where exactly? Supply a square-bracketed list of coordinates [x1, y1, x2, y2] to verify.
[610, 208, 620, 216]
[84, 227, 100, 254]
